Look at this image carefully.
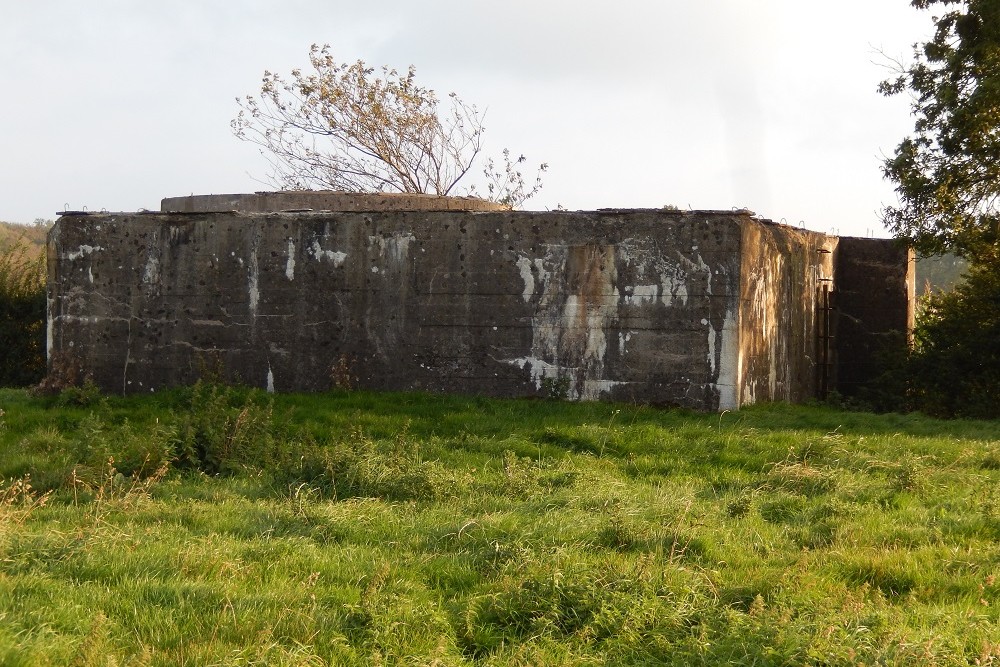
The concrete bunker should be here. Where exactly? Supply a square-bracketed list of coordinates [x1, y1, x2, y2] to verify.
[47, 192, 913, 411]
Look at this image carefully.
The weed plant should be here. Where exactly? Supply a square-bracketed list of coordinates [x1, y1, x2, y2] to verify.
[0, 384, 999, 664]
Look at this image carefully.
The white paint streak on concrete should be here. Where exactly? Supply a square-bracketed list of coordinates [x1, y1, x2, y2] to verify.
[505, 356, 562, 390]
[673, 281, 689, 306]
[285, 239, 296, 280]
[500, 357, 629, 400]
[52, 314, 114, 324]
[248, 274, 259, 314]
[266, 365, 274, 393]
[715, 305, 741, 411]
[695, 254, 712, 295]
[707, 319, 717, 376]
[45, 296, 54, 359]
[582, 305, 612, 370]
[562, 294, 581, 332]
[624, 284, 658, 306]
[660, 274, 677, 306]
[310, 241, 347, 266]
[505, 245, 630, 401]
[143, 256, 159, 285]
[619, 331, 633, 355]
[533, 259, 550, 287]
[580, 378, 628, 398]
[371, 232, 416, 264]
[615, 239, 648, 274]
[248, 244, 260, 316]
[67, 245, 103, 261]
[516, 256, 534, 302]
[618, 238, 704, 309]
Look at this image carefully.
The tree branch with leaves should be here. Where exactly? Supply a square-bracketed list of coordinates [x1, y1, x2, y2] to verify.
[880, 0, 1000, 262]
[877, 1, 1000, 418]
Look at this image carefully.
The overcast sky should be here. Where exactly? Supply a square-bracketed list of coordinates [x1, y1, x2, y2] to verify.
[1, 1, 932, 237]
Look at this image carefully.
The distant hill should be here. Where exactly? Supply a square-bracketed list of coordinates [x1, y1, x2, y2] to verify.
[0, 221, 51, 259]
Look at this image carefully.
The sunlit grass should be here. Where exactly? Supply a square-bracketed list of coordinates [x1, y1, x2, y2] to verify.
[1, 385, 999, 664]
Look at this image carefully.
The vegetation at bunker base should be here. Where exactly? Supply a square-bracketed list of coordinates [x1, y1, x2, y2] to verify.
[1, 386, 1000, 665]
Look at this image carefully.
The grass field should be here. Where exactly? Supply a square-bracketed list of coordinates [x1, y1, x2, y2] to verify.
[1, 384, 999, 665]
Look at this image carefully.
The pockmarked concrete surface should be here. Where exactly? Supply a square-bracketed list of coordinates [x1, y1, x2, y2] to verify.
[48, 197, 912, 411]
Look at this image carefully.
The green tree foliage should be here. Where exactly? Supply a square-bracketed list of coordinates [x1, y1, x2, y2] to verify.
[879, 1, 1000, 418]
[880, 0, 1000, 261]
[233, 44, 546, 208]
[906, 263, 1000, 417]
[0, 240, 46, 387]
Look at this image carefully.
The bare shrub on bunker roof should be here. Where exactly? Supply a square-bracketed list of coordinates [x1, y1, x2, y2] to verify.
[233, 44, 546, 208]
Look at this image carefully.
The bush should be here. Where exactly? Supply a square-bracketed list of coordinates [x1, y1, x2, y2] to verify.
[905, 263, 1000, 419]
[0, 241, 46, 387]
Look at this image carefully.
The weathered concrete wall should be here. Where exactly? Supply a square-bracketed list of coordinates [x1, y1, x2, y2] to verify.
[835, 237, 914, 397]
[47, 206, 912, 410]
[161, 191, 507, 214]
[737, 224, 836, 407]
[49, 209, 754, 409]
